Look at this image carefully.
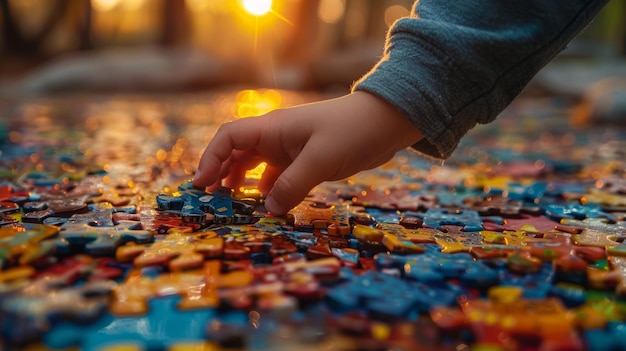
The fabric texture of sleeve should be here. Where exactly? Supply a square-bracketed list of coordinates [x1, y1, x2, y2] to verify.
[352, 0, 609, 159]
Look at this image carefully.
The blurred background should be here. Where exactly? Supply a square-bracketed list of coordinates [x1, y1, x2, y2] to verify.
[0, 0, 625, 97]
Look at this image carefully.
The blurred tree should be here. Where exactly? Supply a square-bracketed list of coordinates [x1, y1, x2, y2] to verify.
[0, 0, 68, 56]
[159, 0, 190, 47]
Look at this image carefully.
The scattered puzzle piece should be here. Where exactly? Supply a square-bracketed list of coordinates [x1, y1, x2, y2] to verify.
[157, 181, 260, 226]
[416, 208, 484, 232]
[0, 223, 59, 267]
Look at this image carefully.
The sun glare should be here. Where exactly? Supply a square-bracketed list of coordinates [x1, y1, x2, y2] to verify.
[242, 0, 272, 16]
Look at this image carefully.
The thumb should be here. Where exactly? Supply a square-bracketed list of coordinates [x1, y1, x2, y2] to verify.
[264, 147, 331, 215]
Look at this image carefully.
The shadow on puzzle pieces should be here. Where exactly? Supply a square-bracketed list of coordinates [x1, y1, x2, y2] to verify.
[43, 294, 215, 351]
[0, 223, 59, 268]
[57, 210, 154, 256]
[157, 181, 261, 226]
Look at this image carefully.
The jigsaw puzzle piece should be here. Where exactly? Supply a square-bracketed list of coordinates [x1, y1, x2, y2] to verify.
[157, 181, 260, 226]
[457, 286, 584, 351]
[507, 181, 550, 202]
[543, 202, 615, 222]
[326, 269, 459, 321]
[289, 200, 351, 233]
[21, 197, 89, 223]
[608, 255, 626, 297]
[339, 185, 436, 211]
[482, 214, 559, 232]
[58, 211, 154, 256]
[0, 223, 59, 267]
[43, 294, 215, 351]
[417, 208, 484, 232]
[116, 230, 223, 271]
[498, 262, 555, 298]
[465, 193, 542, 217]
[584, 321, 626, 351]
[560, 217, 626, 246]
[524, 231, 606, 284]
[564, 187, 626, 212]
[400, 245, 501, 289]
[0, 275, 115, 345]
[352, 224, 424, 254]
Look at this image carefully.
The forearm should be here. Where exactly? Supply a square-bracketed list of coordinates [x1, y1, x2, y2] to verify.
[353, 0, 608, 159]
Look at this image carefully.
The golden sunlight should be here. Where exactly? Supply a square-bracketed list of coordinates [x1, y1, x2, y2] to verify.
[92, 0, 120, 12]
[234, 89, 283, 118]
[242, 0, 272, 16]
[245, 162, 268, 180]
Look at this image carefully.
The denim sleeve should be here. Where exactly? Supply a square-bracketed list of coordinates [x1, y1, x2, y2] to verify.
[352, 0, 608, 159]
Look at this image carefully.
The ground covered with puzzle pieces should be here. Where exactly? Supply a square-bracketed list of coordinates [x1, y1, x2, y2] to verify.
[1, 91, 625, 351]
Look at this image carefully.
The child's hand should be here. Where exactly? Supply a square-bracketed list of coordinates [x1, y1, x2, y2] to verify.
[192, 91, 423, 215]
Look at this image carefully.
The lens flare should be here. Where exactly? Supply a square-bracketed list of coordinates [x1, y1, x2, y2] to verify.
[242, 0, 272, 16]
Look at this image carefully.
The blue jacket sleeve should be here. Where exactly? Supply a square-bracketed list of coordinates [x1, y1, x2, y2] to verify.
[352, 0, 608, 159]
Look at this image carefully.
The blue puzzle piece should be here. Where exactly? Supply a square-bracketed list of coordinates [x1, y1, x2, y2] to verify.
[57, 210, 153, 256]
[427, 184, 480, 208]
[416, 208, 484, 232]
[395, 245, 500, 289]
[43, 295, 215, 351]
[507, 181, 550, 202]
[498, 262, 555, 299]
[157, 181, 260, 226]
[543, 202, 615, 222]
[363, 208, 401, 224]
[326, 250, 466, 321]
[549, 283, 586, 308]
[1, 280, 114, 345]
[585, 322, 626, 351]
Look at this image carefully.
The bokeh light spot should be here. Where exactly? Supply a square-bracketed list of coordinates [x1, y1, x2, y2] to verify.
[318, 0, 345, 24]
[384, 4, 410, 27]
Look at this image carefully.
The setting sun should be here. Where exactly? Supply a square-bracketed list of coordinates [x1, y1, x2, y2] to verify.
[242, 0, 272, 16]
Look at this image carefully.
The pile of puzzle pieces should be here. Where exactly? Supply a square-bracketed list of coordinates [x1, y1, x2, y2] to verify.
[0, 93, 625, 351]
